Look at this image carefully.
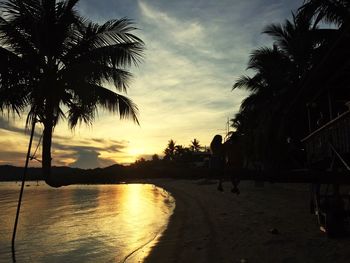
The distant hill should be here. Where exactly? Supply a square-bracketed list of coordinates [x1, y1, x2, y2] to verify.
[0, 162, 210, 185]
[0, 165, 83, 181]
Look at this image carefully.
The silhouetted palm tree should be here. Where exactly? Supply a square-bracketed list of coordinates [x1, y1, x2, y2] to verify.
[190, 139, 201, 152]
[231, 1, 350, 169]
[262, 12, 327, 138]
[164, 139, 176, 161]
[232, 13, 322, 167]
[233, 45, 293, 166]
[0, 0, 144, 187]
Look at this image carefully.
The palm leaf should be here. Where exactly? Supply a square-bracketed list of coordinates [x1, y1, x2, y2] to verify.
[66, 84, 139, 128]
[61, 62, 132, 93]
[95, 85, 139, 124]
[63, 18, 144, 67]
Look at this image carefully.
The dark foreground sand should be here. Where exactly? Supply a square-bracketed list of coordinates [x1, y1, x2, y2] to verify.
[142, 179, 350, 263]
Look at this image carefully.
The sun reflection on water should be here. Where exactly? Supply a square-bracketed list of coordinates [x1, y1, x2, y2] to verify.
[0, 182, 175, 263]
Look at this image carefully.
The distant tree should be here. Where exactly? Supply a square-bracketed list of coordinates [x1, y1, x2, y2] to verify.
[133, 157, 146, 167]
[174, 145, 185, 157]
[151, 154, 160, 161]
[190, 139, 201, 152]
[174, 145, 192, 162]
[163, 139, 176, 161]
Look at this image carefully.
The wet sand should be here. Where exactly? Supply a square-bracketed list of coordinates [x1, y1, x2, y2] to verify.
[144, 179, 350, 263]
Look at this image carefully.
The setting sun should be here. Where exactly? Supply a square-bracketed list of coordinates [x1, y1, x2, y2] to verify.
[128, 148, 146, 158]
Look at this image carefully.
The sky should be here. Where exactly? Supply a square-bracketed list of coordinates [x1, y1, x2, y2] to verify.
[0, 0, 303, 168]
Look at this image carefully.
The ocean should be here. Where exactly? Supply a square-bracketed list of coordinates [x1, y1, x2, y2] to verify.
[0, 182, 175, 263]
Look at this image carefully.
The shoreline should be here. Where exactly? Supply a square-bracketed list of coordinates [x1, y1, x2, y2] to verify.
[142, 179, 350, 263]
[3, 179, 350, 262]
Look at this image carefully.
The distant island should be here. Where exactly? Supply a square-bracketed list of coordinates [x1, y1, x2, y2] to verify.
[0, 160, 211, 185]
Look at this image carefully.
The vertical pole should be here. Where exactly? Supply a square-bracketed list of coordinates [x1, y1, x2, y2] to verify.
[11, 120, 36, 262]
[307, 104, 312, 133]
[327, 90, 333, 121]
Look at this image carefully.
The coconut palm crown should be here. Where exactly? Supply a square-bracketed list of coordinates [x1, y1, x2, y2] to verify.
[0, 0, 144, 187]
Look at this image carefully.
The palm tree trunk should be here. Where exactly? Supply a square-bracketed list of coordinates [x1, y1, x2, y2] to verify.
[42, 120, 60, 187]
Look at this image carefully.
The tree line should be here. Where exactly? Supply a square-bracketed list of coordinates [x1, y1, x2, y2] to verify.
[133, 138, 209, 166]
[163, 139, 205, 161]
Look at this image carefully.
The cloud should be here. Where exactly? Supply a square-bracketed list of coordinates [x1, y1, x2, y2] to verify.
[0, 116, 129, 167]
[77, 0, 139, 23]
[51, 137, 128, 168]
[139, 1, 205, 47]
[69, 149, 115, 169]
[0, 150, 30, 166]
[128, 0, 303, 144]
[125, 1, 251, 147]
[0, 116, 30, 134]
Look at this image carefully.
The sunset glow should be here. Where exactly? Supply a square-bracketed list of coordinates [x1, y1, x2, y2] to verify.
[0, 0, 303, 168]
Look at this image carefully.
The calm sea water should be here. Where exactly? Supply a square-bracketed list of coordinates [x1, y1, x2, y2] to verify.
[0, 182, 175, 263]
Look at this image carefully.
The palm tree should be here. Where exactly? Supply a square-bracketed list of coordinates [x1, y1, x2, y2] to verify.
[174, 145, 191, 162]
[262, 13, 326, 138]
[233, 45, 293, 166]
[190, 139, 201, 152]
[231, 1, 350, 169]
[0, 0, 144, 187]
[232, 13, 322, 168]
[164, 139, 176, 161]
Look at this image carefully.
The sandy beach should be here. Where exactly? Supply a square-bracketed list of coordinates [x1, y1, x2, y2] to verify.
[142, 179, 350, 263]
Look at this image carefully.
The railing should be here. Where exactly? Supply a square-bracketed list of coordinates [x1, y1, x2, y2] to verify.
[302, 111, 350, 164]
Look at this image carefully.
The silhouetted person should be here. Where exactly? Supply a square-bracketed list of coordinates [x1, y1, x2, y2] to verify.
[210, 134, 241, 194]
[210, 135, 225, 191]
[224, 133, 241, 194]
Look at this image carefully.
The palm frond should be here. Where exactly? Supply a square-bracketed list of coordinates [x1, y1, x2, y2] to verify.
[65, 42, 143, 70]
[0, 46, 32, 114]
[61, 63, 132, 93]
[0, 16, 37, 56]
[64, 17, 144, 67]
[299, 0, 350, 27]
[233, 75, 263, 92]
[67, 102, 97, 129]
[0, 84, 29, 114]
[94, 85, 139, 125]
[66, 83, 139, 129]
[88, 18, 144, 47]
[248, 47, 282, 70]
